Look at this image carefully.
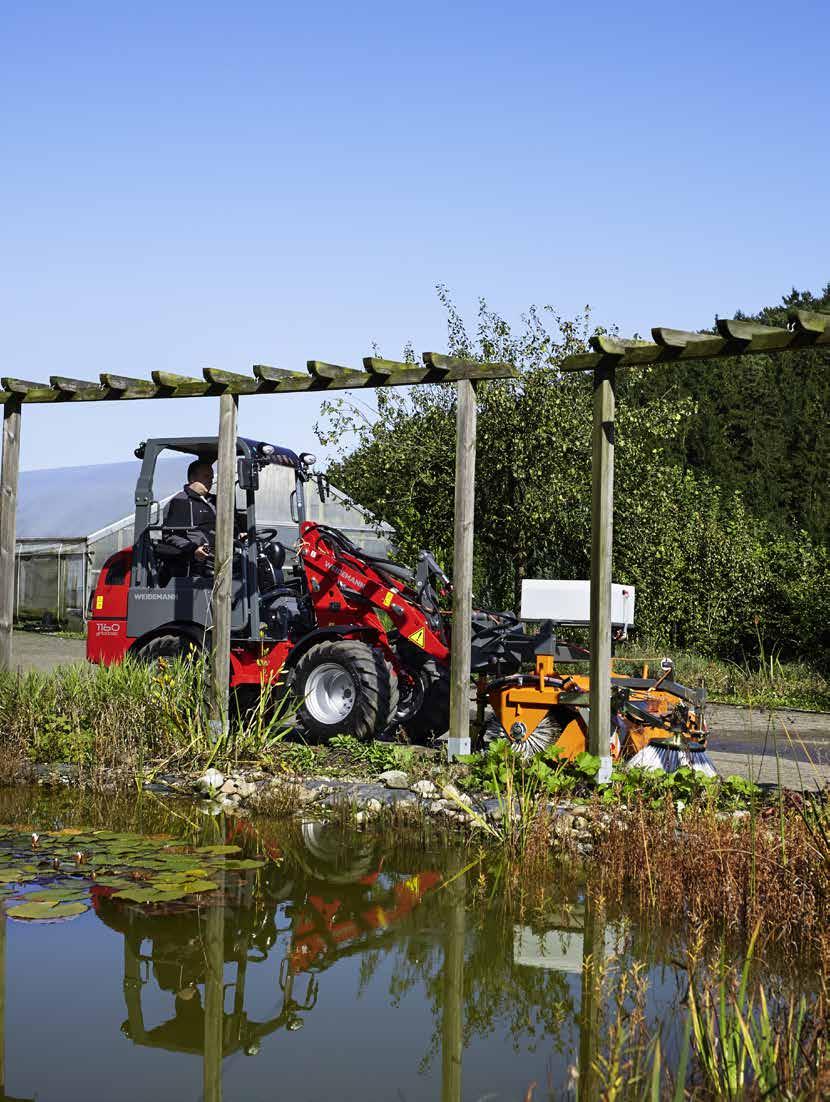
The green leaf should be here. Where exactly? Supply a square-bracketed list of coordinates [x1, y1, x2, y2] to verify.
[193, 844, 242, 856]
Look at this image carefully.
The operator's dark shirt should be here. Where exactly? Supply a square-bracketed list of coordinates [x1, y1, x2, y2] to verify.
[161, 485, 216, 570]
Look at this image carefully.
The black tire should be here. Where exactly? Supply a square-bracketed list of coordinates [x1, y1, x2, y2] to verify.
[401, 657, 451, 743]
[290, 640, 399, 743]
[131, 632, 201, 665]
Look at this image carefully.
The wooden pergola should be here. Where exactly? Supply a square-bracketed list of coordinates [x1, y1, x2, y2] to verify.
[0, 352, 516, 748]
[0, 307, 825, 759]
[559, 308, 830, 776]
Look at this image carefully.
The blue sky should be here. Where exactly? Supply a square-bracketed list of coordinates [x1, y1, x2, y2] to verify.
[2, 0, 827, 471]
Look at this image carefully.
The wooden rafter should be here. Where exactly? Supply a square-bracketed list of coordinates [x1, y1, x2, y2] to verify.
[0, 353, 517, 404]
[560, 309, 830, 373]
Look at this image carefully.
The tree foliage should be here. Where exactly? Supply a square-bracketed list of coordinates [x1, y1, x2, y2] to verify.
[318, 287, 829, 669]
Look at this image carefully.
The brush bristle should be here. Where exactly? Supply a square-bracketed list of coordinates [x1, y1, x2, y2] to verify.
[627, 744, 718, 777]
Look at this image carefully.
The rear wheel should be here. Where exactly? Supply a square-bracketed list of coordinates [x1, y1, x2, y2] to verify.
[290, 640, 399, 743]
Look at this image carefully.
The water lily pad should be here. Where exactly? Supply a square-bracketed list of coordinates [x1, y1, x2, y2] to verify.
[0, 869, 35, 884]
[24, 887, 88, 904]
[112, 887, 162, 903]
[222, 859, 267, 870]
[179, 879, 218, 894]
[94, 876, 138, 888]
[193, 844, 242, 856]
[8, 899, 88, 920]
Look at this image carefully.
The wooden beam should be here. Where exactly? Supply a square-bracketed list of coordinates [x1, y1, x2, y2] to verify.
[306, 361, 375, 387]
[202, 367, 260, 393]
[1, 378, 49, 394]
[100, 372, 157, 393]
[651, 328, 727, 358]
[448, 379, 477, 760]
[716, 318, 792, 352]
[362, 356, 416, 375]
[789, 308, 830, 344]
[49, 376, 101, 394]
[253, 364, 315, 390]
[0, 356, 519, 404]
[210, 392, 238, 738]
[151, 370, 205, 388]
[0, 401, 21, 671]
[587, 360, 615, 780]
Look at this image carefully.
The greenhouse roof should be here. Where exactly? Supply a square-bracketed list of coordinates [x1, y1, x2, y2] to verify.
[17, 458, 184, 540]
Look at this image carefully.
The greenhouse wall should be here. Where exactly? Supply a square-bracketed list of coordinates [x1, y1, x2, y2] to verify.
[14, 540, 87, 630]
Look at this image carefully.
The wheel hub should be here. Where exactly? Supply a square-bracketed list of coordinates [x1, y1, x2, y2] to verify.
[304, 663, 356, 725]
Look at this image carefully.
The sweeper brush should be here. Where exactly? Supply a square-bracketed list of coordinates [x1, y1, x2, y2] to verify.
[471, 612, 716, 776]
[627, 740, 718, 777]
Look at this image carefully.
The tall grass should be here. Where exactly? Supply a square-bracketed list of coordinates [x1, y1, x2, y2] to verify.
[593, 792, 828, 965]
[0, 654, 295, 786]
[615, 643, 830, 713]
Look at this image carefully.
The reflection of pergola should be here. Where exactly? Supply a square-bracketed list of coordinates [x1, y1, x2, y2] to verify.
[0, 916, 35, 1102]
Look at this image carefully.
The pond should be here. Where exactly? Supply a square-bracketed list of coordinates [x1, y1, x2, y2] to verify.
[0, 788, 815, 1101]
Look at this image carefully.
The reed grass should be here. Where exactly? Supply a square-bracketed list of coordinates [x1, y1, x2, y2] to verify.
[592, 792, 828, 965]
[557, 929, 828, 1101]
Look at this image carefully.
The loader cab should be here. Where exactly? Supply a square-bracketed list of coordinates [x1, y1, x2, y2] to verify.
[126, 436, 312, 644]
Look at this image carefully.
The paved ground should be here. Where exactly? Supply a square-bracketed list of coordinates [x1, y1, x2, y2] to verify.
[9, 631, 830, 791]
[10, 631, 86, 673]
[707, 703, 830, 792]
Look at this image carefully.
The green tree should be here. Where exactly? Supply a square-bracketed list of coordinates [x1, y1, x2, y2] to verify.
[318, 290, 829, 668]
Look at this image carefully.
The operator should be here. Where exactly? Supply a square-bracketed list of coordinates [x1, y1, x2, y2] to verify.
[161, 459, 217, 575]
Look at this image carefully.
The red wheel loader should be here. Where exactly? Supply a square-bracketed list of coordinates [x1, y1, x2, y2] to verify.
[87, 435, 713, 771]
[87, 436, 453, 743]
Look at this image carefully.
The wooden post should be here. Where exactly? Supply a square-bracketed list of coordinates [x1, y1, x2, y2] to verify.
[0, 401, 21, 672]
[210, 393, 238, 738]
[588, 362, 615, 781]
[448, 380, 476, 760]
[441, 865, 465, 1102]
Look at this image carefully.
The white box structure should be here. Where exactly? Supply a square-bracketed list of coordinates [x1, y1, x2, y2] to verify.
[520, 579, 635, 630]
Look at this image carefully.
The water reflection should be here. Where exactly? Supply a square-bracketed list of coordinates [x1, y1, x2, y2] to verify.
[84, 817, 451, 1101]
[0, 797, 718, 1101]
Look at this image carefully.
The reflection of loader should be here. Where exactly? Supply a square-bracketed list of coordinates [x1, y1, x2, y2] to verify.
[472, 581, 714, 773]
[92, 822, 443, 1055]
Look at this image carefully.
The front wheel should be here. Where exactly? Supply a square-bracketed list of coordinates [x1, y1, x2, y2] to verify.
[290, 640, 399, 743]
[400, 658, 451, 743]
